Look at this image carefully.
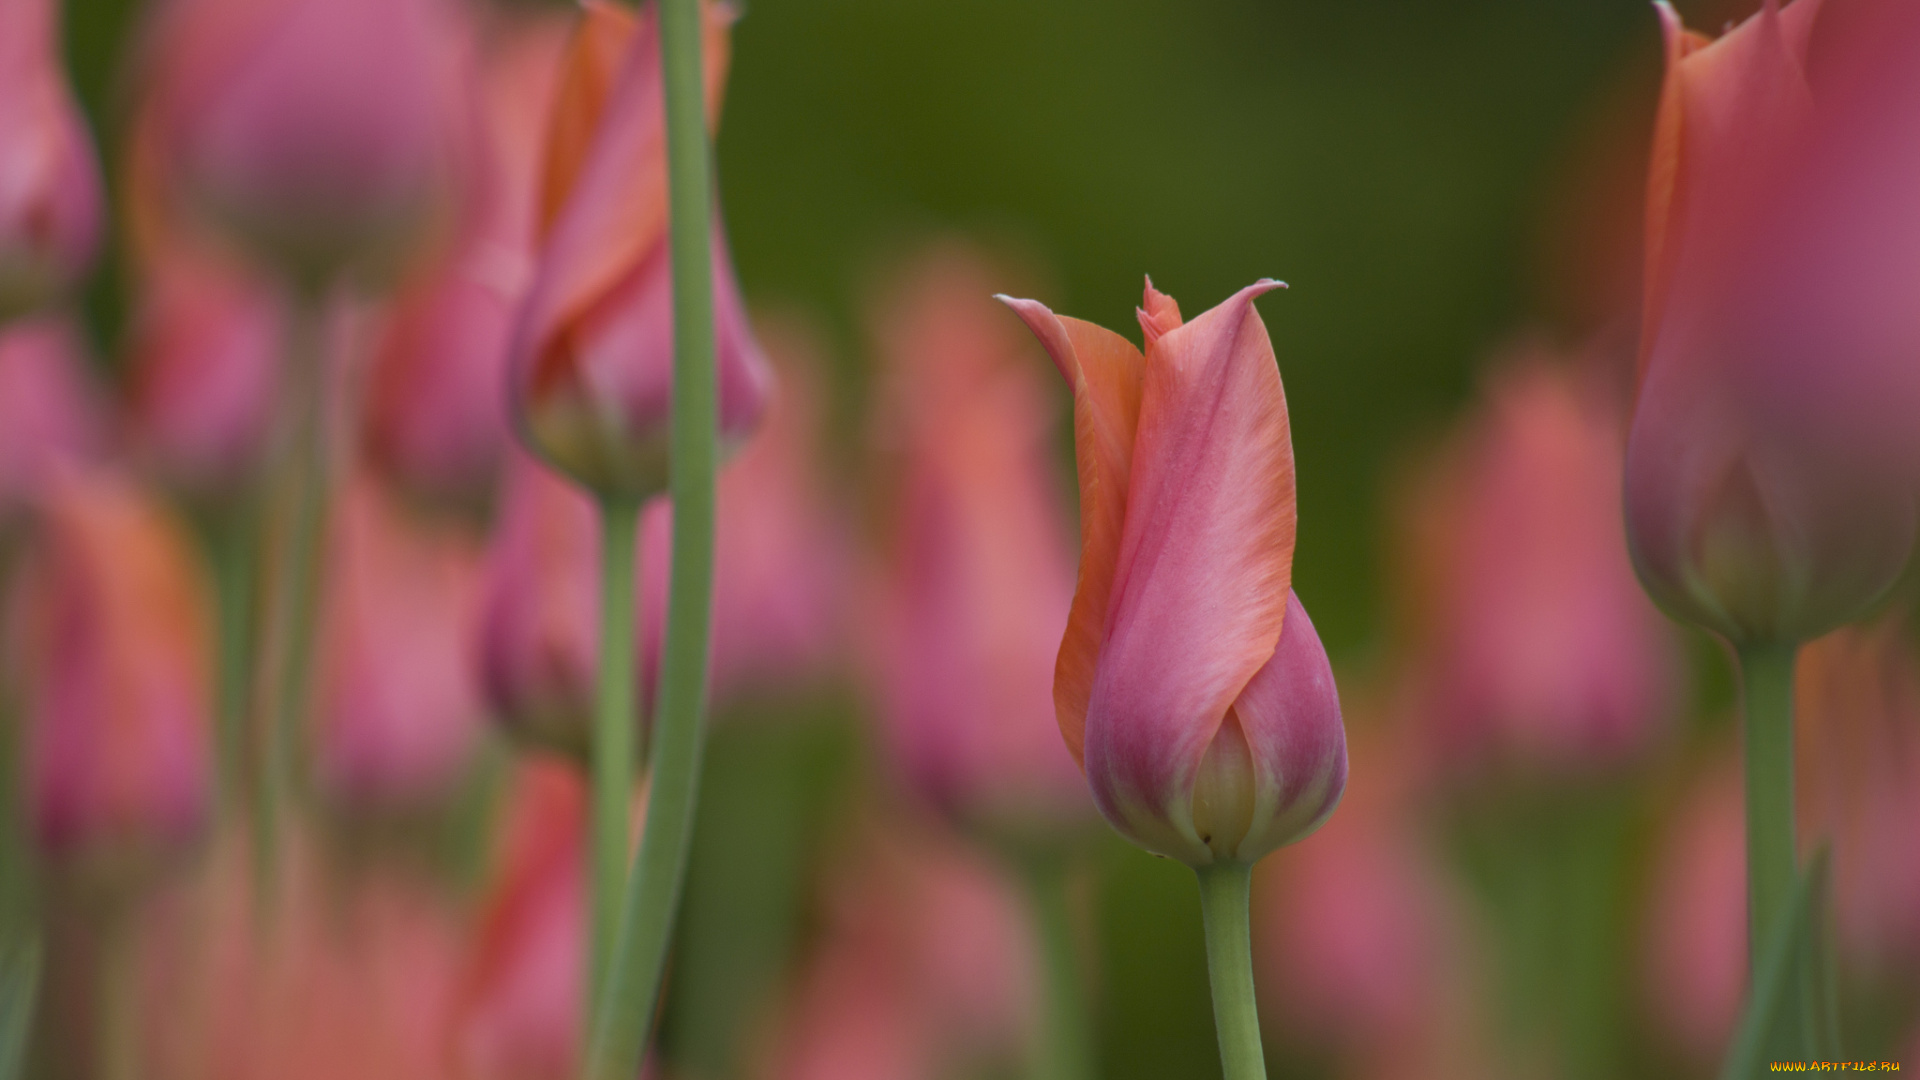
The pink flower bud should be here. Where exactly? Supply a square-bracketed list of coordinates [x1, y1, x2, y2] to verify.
[1626, 0, 1919, 646]
[507, 0, 772, 501]
[366, 19, 570, 504]
[313, 476, 485, 810]
[0, 0, 103, 319]
[1399, 355, 1679, 777]
[0, 316, 105, 522]
[861, 244, 1092, 835]
[14, 467, 213, 875]
[140, 0, 474, 282]
[454, 760, 586, 1080]
[1004, 279, 1346, 867]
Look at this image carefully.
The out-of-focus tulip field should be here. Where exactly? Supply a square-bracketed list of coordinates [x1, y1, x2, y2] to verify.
[2, 0, 1918, 1077]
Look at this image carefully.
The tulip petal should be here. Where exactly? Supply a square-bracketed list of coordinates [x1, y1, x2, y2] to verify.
[1082, 280, 1292, 851]
[1229, 591, 1346, 860]
[998, 296, 1144, 764]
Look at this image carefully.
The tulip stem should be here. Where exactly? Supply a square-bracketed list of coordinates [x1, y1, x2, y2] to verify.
[255, 294, 331, 891]
[1736, 642, 1799, 978]
[1196, 862, 1267, 1080]
[583, 0, 719, 1075]
[589, 495, 641, 1033]
[208, 498, 259, 823]
[1023, 856, 1094, 1080]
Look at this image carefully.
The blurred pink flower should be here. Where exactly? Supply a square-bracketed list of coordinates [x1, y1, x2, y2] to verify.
[508, 0, 771, 501]
[0, 316, 105, 521]
[365, 17, 570, 504]
[1640, 753, 1745, 1062]
[313, 476, 485, 810]
[1005, 278, 1345, 867]
[12, 467, 213, 876]
[1399, 355, 1678, 777]
[1626, 0, 1920, 646]
[477, 449, 622, 758]
[860, 244, 1091, 836]
[758, 824, 1035, 1080]
[0, 0, 103, 319]
[640, 316, 848, 711]
[138, 0, 474, 280]
[454, 760, 587, 1080]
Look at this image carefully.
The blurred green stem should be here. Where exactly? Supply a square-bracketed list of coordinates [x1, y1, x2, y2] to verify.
[1023, 856, 1093, 1080]
[95, 908, 135, 1080]
[583, 0, 719, 1075]
[1196, 862, 1266, 1080]
[589, 496, 641, 1033]
[208, 499, 258, 822]
[1736, 642, 1799, 977]
[254, 295, 330, 888]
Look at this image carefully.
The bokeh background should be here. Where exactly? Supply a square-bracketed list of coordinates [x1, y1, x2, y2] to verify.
[11, 0, 1916, 1077]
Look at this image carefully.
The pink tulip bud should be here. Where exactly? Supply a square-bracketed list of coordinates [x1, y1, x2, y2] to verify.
[1400, 356, 1679, 777]
[1003, 279, 1346, 867]
[1626, 0, 1919, 646]
[140, 0, 474, 282]
[507, 0, 772, 501]
[454, 760, 586, 1080]
[0, 317, 105, 522]
[477, 449, 613, 758]
[0, 0, 103, 320]
[366, 19, 569, 504]
[861, 244, 1093, 835]
[14, 467, 213, 876]
[313, 476, 485, 810]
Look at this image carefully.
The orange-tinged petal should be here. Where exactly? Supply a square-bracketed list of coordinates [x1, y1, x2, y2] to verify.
[997, 297, 1143, 765]
[1136, 275, 1182, 345]
[1639, 3, 1708, 385]
[538, 0, 637, 234]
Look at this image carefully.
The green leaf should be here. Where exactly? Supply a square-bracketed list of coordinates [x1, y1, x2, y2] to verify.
[0, 936, 41, 1080]
[1719, 848, 1836, 1079]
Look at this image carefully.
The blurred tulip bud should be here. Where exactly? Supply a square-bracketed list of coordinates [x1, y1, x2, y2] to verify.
[1004, 279, 1345, 867]
[861, 245, 1093, 837]
[314, 477, 484, 810]
[508, 0, 772, 502]
[366, 19, 569, 505]
[0, 317, 104, 524]
[14, 468, 213, 883]
[0, 0, 103, 321]
[639, 317, 849, 712]
[125, 248, 283, 497]
[1626, 0, 1918, 647]
[454, 760, 586, 1080]
[1400, 356, 1678, 777]
[140, 0, 474, 285]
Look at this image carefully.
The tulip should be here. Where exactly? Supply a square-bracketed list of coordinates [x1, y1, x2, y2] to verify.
[1626, 0, 1918, 647]
[638, 317, 848, 711]
[15, 468, 214, 879]
[507, 0, 772, 501]
[477, 449, 614, 759]
[312, 476, 485, 810]
[863, 245, 1092, 835]
[454, 760, 588, 1080]
[1003, 279, 1345, 868]
[1401, 357, 1678, 777]
[0, 317, 104, 524]
[138, 0, 473, 284]
[1640, 755, 1748, 1061]
[0, 0, 103, 321]
[366, 19, 570, 504]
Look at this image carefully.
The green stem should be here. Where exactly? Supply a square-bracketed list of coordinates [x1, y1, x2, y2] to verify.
[253, 296, 331, 890]
[1023, 857, 1093, 1080]
[1735, 642, 1799, 977]
[583, 0, 718, 1074]
[95, 910, 136, 1080]
[208, 499, 258, 823]
[1196, 862, 1267, 1080]
[589, 497, 641, 1033]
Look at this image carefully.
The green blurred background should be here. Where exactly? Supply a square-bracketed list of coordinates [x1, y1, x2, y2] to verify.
[56, 2, 1701, 1076]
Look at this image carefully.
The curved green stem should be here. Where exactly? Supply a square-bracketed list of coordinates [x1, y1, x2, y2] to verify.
[208, 499, 259, 823]
[1735, 642, 1799, 976]
[1196, 862, 1266, 1080]
[254, 295, 331, 888]
[1023, 857, 1093, 1080]
[583, 0, 718, 1074]
[589, 496, 641, 1031]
